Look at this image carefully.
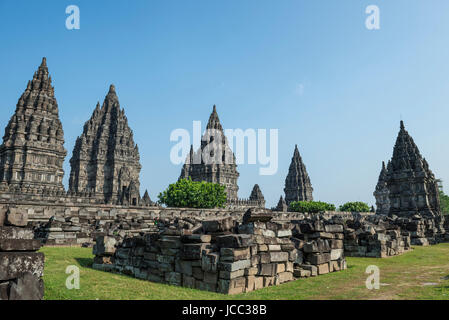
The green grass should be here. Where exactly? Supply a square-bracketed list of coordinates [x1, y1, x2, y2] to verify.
[41, 244, 449, 300]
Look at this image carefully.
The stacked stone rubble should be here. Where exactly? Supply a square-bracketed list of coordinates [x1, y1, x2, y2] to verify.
[393, 215, 445, 246]
[290, 217, 347, 277]
[343, 215, 411, 257]
[92, 209, 350, 294]
[0, 207, 44, 300]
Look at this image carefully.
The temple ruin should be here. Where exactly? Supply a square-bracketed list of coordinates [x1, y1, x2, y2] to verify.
[0, 58, 448, 299]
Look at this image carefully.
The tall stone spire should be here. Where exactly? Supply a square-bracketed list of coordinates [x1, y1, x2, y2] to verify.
[179, 105, 239, 201]
[69, 85, 142, 205]
[249, 184, 265, 207]
[284, 145, 313, 205]
[373, 161, 390, 215]
[275, 196, 288, 212]
[385, 121, 440, 217]
[0, 57, 67, 191]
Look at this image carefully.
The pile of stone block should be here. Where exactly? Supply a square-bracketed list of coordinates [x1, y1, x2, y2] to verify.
[33, 210, 160, 246]
[393, 215, 445, 246]
[0, 207, 44, 300]
[290, 217, 347, 277]
[93, 211, 300, 294]
[343, 216, 411, 258]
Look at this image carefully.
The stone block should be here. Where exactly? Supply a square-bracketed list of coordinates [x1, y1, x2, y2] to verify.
[244, 267, 258, 276]
[219, 269, 245, 280]
[329, 260, 340, 272]
[325, 224, 344, 233]
[202, 218, 234, 233]
[165, 272, 182, 286]
[277, 230, 292, 238]
[216, 234, 253, 248]
[218, 259, 251, 272]
[268, 244, 281, 251]
[8, 272, 44, 300]
[330, 249, 344, 261]
[181, 243, 207, 260]
[93, 236, 116, 256]
[317, 263, 329, 275]
[5, 208, 28, 227]
[0, 207, 6, 226]
[217, 277, 246, 294]
[0, 252, 44, 281]
[263, 276, 275, 286]
[259, 252, 270, 264]
[181, 234, 211, 243]
[202, 253, 219, 272]
[300, 264, 318, 276]
[182, 275, 195, 288]
[0, 226, 34, 240]
[0, 239, 41, 252]
[303, 239, 330, 253]
[192, 267, 204, 280]
[203, 271, 218, 284]
[330, 239, 344, 249]
[220, 247, 250, 262]
[258, 263, 277, 276]
[277, 272, 293, 283]
[270, 251, 288, 262]
[179, 260, 193, 276]
[306, 253, 331, 265]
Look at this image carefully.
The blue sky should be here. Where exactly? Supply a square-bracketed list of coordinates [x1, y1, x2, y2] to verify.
[1, 1, 449, 208]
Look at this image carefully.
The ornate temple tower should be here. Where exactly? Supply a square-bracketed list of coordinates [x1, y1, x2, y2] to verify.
[179, 105, 239, 201]
[249, 184, 266, 207]
[374, 161, 390, 215]
[385, 121, 441, 218]
[284, 145, 313, 205]
[69, 85, 142, 205]
[0, 58, 67, 192]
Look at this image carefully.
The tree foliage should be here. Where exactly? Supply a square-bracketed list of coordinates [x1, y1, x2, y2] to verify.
[338, 201, 371, 212]
[158, 178, 227, 209]
[439, 190, 449, 215]
[289, 201, 336, 213]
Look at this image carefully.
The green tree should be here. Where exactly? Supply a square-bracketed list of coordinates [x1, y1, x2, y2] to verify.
[158, 178, 227, 209]
[289, 201, 336, 213]
[436, 179, 449, 215]
[339, 201, 371, 212]
[439, 191, 449, 215]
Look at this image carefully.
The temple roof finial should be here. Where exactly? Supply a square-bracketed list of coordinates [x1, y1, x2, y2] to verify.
[109, 84, 116, 93]
[400, 120, 405, 130]
[41, 57, 47, 67]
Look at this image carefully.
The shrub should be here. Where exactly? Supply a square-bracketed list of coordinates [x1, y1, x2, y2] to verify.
[339, 201, 371, 212]
[289, 201, 336, 213]
[158, 178, 227, 209]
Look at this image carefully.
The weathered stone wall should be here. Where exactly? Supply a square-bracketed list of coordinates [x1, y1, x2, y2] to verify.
[0, 207, 44, 300]
[93, 217, 297, 294]
[290, 217, 347, 276]
[92, 211, 347, 294]
[343, 216, 411, 258]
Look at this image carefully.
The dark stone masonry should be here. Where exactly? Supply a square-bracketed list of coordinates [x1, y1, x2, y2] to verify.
[0, 58, 447, 297]
[92, 209, 347, 294]
[0, 207, 44, 300]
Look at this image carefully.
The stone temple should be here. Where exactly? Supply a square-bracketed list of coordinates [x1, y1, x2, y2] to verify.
[0, 58, 67, 192]
[374, 121, 441, 218]
[69, 85, 142, 205]
[179, 105, 240, 201]
[284, 145, 313, 205]
[373, 161, 390, 215]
